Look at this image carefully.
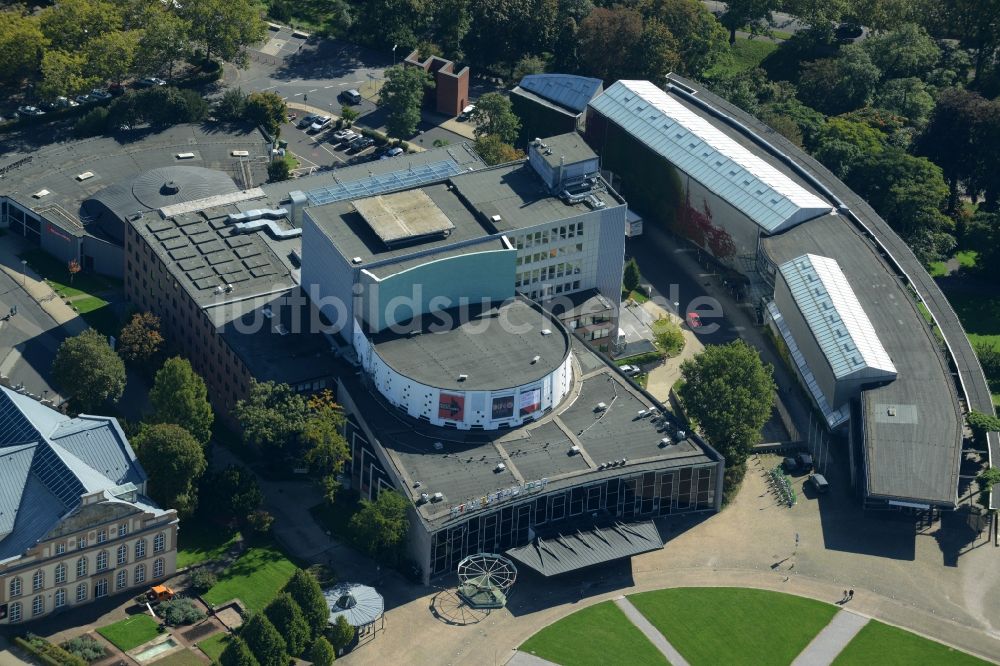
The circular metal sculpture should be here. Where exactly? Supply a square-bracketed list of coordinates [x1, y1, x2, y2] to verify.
[456, 553, 517, 610]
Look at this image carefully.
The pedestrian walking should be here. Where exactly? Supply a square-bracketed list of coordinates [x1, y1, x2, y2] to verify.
[849, 589, 854, 600]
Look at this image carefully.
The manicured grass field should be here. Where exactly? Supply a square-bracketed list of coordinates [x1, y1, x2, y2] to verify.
[196, 632, 231, 661]
[628, 588, 838, 666]
[201, 544, 297, 611]
[519, 600, 668, 666]
[832, 620, 990, 666]
[96, 614, 161, 652]
[18, 248, 123, 335]
[706, 38, 779, 78]
[176, 519, 240, 569]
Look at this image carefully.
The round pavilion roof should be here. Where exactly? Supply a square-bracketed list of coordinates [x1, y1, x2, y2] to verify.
[323, 583, 384, 627]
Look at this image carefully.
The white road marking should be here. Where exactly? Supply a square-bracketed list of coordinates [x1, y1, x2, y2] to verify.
[262, 85, 277, 91]
[308, 89, 318, 93]
[353, 80, 365, 84]
[337, 82, 350, 86]
[323, 85, 335, 89]
[293, 92, 304, 97]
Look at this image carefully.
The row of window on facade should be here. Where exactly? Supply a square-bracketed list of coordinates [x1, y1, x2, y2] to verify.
[513, 223, 586, 250]
[6, 560, 164, 623]
[8, 533, 165, 599]
[516, 243, 585, 267]
[521, 280, 582, 301]
[516, 263, 582, 287]
[51, 522, 137, 555]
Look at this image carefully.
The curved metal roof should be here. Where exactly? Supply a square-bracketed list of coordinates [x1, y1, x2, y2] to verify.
[323, 583, 384, 627]
[589, 80, 833, 233]
[519, 74, 603, 114]
[84, 166, 239, 222]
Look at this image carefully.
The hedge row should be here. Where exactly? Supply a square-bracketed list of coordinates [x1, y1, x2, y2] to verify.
[15, 635, 87, 666]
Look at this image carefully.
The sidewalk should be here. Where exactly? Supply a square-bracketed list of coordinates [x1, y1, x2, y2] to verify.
[0, 236, 87, 335]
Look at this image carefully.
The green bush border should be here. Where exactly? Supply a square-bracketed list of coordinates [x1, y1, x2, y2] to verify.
[15, 635, 87, 666]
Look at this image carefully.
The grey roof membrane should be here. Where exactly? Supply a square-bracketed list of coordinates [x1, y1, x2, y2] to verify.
[518, 74, 604, 114]
[369, 297, 570, 392]
[0, 387, 157, 561]
[506, 519, 663, 576]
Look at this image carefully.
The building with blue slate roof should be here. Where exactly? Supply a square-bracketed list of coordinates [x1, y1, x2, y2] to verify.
[0, 387, 178, 625]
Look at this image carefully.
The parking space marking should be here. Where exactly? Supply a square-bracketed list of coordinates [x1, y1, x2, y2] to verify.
[324, 85, 335, 88]
[308, 89, 318, 93]
[293, 92, 304, 96]
[262, 85, 277, 91]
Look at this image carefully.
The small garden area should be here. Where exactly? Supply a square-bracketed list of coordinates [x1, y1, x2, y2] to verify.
[96, 614, 162, 652]
[196, 632, 231, 661]
[201, 543, 297, 612]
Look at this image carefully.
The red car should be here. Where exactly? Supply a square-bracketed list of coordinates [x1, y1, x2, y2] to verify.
[686, 312, 702, 328]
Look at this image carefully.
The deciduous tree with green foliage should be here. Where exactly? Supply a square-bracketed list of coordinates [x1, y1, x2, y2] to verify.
[308, 636, 336, 666]
[38, 50, 92, 99]
[640, 0, 728, 77]
[719, 0, 778, 44]
[246, 91, 288, 137]
[797, 45, 881, 115]
[149, 357, 213, 446]
[874, 78, 934, 128]
[679, 340, 775, 477]
[39, 0, 122, 48]
[85, 29, 140, 85]
[267, 157, 291, 182]
[349, 490, 410, 563]
[236, 380, 308, 454]
[52, 328, 126, 411]
[473, 135, 525, 165]
[328, 614, 356, 652]
[432, 0, 471, 61]
[117, 312, 164, 365]
[216, 88, 248, 122]
[134, 423, 207, 517]
[181, 0, 266, 67]
[470, 93, 521, 144]
[464, 0, 558, 72]
[220, 635, 260, 666]
[264, 594, 311, 656]
[812, 116, 888, 178]
[201, 464, 263, 523]
[135, 9, 191, 78]
[379, 65, 431, 138]
[284, 569, 329, 638]
[0, 11, 46, 86]
[917, 88, 987, 213]
[862, 23, 940, 80]
[240, 614, 287, 666]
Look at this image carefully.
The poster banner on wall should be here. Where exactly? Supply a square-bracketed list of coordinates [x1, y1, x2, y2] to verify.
[519, 387, 541, 416]
[438, 392, 465, 420]
[491, 395, 514, 419]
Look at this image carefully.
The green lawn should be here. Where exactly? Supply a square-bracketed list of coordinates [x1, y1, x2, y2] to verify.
[201, 544, 297, 612]
[628, 588, 838, 666]
[196, 633, 231, 661]
[519, 601, 668, 666]
[833, 620, 990, 666]
[176, 519, 240, 569]
[96, 614, 162, 652]
[147, 649, 206, 666]
[939, 288, 1000, 407]
[706, 38, 779, 78]
[928, 250, 979, 277]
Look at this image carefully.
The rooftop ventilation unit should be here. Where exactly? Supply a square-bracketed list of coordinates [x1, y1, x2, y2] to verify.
[457, 374, 468, 382]
[541, 329, 552, 336]
[417, 493, 430, 505]
[431, 492, 444, 502]
[351, 257, 363, 265]
[32, 189, 50, 199]
[76, 171, 94, 181]
[659, 437, 671, 448]
[677, 430, 686, 439]
[637, 409, 647, 418]
[491, 214, 502, 224]
[595, 402, 607, 412]
[433, 441, 444, 451]
[224, 284, 233, 293]
[214, 285, 224, 294]
[175, 152, 195, 159]
[231, 150, 249, 157]
[495, 462, 506, 472]
[531, 355, 540, 364]
[569, 445, 580, 455]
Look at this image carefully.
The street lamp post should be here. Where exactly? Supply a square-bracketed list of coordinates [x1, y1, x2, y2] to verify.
[21, 259, 27, 286]
[392, 43, 398, 68]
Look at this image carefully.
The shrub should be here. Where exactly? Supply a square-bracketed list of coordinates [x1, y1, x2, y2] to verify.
[968, 410, 1000, 450]
[653, 320, 685, 358]
[188, 568, 218, 592]
[17, 634, 87, 666]
[74, 107, 110, 137]
[327, 615, 355, 652]
[267, 158, 291, 182]
[61, 636, 105, 663]
[159, 598, 206, 626]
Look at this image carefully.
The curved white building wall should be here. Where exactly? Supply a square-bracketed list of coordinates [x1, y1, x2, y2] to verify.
[353, 321, 573, 430]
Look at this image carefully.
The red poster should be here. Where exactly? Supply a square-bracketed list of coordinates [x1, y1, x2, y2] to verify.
[438, 392, 465, 420]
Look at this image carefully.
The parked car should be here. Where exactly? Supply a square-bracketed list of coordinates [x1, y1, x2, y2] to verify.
[108, 83, 125, 96]
[348, 136, 375, 152]
[782, 452, 814, 475]
[686, 311, 702, 328]
[619, 364, 641, 377]
[75, 94, 93, 105]
[808, 473, 829, 494]
[89, 88, 113, 100]
[309, 115, 332, 133]
[16, 105, 45, 117]
[331, 128, 357, 142]
[380, 146, 404, 159]
[340, 88, 362, 105]
[333, 130, 359, 148]
[135, 77, 167, 88]
[458, 104, 475, 121]
[56, 96, 79, 107]
[297, 114, 317, 129]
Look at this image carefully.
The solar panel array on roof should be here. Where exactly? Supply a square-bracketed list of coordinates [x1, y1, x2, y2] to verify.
[589, 80, 833, 233]
[305, 160, 464, 207]
[779, 254, 897, 380]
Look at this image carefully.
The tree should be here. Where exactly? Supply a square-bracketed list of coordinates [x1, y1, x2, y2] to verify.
[52, 329, 126, 411]
[149, 357, 213, 446]
[577, 7, 645, 84]
[39, 0, 122, 48]
[797, 45, 881, 115]
[136, 9, 191, 77]
[38, 50, 92, 99]
[235, 380, 309, 455]
[245, 91, 287, 137]
[216, 88, 248, 122]
[850, 0, 917, 33]
[284, 569, 329, 638]
[623, 258, 641, 293]
[85, 29, 141, 85]
[136, 86, 209, 127]
[267, 158, 291, 182]
[782, 0, 848, 41]
[309, 637, 336, 666]
[473, 135, 525, 165]
[974, 340, 1000, 390]
[75, 106, 110, 138]
[264, 594, 311, 656]
[470, 93, 521, 144]
[328, 615, 356, 652]
[967, 410, 1000, 449]
[917, 88, 988, 213]
[812, 116, 888, 178]
[433, 0, 471, 61]
[0, 11, 46, 86]
[181, 0, 266, 67]
[720, 0, 779, 44]
[464, 0, 558, 72]
[354, 0, 431, 51]
[134, 424, 207, 517]
[678, 341, 775, 468]
[201, 465, 263, 523]
[640, 0, 728, 77]
[340, 106, 359, 126]
[873, 78, 934, 128]
[512, 55, 547, 83]
[862, 23, 940, 80]
[349, 490, 410, 563]
[978, 467, 1000, 509]
[240, 614, 286, 666]
[634, 21, 682, 83]
[118, 312, 164, 364]
[379, 65, 431, 138]
[220, 635, 260, 666]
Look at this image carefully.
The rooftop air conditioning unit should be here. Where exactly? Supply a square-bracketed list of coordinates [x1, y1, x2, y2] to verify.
[224, 284, 233, 293]
[569, 445, 580, 455]
[531, 355, 540, 364]
[351, 257, 363, 264]
[457, 374, 468, 382]
[433, 441, 444, 451]
[76, 171, 94, 181]
[32, 189, 50, 199]
[214, 285, 224, 294]
[659, 437, 671, 448]
[595, 402, 607, 412]
[637, 409, 647, 418]
[491, 214, 502, 224]
[541, 329, 552, 336]
[417, 493, 430, 505]
[176, 152, 195, 159]
[431, 492, 444, 503]
[495, 462, 506, 472]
